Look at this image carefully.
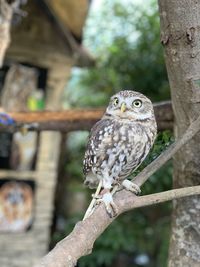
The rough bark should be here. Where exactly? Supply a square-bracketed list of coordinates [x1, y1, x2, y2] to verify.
[158, 1, 200, 266]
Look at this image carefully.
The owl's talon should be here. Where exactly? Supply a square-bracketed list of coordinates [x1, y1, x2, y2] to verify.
[96, 192, 118, 218]
[107, 200, 118, 218]
[91, 193, 101, 199]
[122, 179, 141, 195]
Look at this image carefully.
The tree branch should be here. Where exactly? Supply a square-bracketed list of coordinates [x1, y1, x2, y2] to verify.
[121, 186, 200, 211]
[34, 186, 200, 267]
[34, 114, 200, 267]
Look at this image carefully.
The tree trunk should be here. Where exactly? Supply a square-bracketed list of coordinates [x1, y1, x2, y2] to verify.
[158, 1, 200, 266]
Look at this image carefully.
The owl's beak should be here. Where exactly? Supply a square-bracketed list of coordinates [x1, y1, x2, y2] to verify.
[120, 102, 126, 113]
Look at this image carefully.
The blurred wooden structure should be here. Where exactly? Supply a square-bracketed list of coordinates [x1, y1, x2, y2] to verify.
[0, 0, 93, 266]
[1, 101, 173, 133]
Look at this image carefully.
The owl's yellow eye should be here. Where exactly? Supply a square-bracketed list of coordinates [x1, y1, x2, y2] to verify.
[132, 99, 142, 108]
[113, 97, 119, 106]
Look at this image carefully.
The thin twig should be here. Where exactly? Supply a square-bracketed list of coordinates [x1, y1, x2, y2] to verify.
[120, 186, 200, 211]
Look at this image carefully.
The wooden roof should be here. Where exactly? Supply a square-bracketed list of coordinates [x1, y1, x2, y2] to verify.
[43, 0, 89, 41]
[38, 0, 95, 67]
[6, 0, 95, 67]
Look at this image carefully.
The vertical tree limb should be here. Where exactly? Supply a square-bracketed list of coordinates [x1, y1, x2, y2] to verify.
[158, 0, 200, 266]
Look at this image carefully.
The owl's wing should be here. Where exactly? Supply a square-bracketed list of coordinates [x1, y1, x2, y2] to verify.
[83, 118, 113, 177]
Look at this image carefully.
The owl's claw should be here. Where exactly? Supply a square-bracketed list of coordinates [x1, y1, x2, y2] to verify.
[122, 179, 141, 195]
[91, 193, 101, 199]
[96, 192, 118, 218]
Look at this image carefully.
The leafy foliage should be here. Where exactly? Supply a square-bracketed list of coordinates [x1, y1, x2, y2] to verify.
[65, 0, 169, 108]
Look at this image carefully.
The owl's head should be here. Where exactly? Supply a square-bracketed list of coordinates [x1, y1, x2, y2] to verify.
[105, 90, 155, 121]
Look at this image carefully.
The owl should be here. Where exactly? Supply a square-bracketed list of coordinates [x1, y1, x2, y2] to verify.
[1, 64, 37, 112]
[0, 181, 33, 232]
[83, 90, 157, 218]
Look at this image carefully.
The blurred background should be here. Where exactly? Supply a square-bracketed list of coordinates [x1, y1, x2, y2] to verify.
[0, 0, 173, 266]
[54, 1, 173, 267]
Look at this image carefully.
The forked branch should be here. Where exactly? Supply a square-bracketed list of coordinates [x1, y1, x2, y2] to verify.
[34, 114, 200, 267]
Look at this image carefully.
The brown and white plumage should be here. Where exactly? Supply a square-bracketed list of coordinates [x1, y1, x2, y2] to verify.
[83, 90, 157, 218]
[0, 181, 33, 232]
